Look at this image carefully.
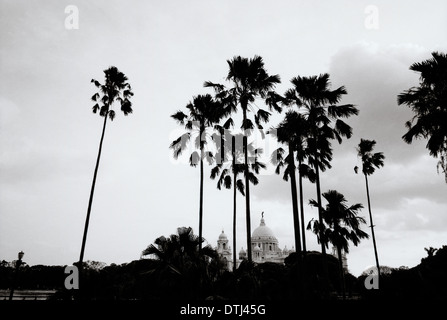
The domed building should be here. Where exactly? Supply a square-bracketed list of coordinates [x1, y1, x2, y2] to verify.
[215, 213, 294, 270]
[251, 213, 290, 263]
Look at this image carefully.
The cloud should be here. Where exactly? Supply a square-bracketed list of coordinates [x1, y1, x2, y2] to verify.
[249, 43, 447, 278]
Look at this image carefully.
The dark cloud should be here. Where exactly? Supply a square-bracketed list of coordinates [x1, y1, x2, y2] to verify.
[252, 43, 447, 257]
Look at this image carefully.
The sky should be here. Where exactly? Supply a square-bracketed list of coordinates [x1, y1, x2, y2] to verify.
[0, 0, 446, 277]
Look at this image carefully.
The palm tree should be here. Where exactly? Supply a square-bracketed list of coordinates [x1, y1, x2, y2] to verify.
[141, 227, 218, 299]
[398, 51, 447, 182]
[271, 111, 314, 255]
[79, 66, 133, 270]
[170, 94, 225, 251]
[211, 132, 244, 272]
[355, 138, 385, 280]
[285, 74, 358, 261]
[205, 55, 282, 262]
[211, 133, 265, 270]
[308, 190, 369, 300]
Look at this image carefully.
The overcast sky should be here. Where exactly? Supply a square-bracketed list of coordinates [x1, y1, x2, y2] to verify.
[1, 0, 446, 276]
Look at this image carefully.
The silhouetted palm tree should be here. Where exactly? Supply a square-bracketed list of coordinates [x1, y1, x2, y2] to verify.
[271, 111, 313, 255]
[141, 227, 218, 299]
[211, 132, 245, 272]
[398, 51, 447, 182]
[170, 94, 226, 251]
[285, 74, 358, 262]
[79, 66, 133, 270]
[205, 55, 282, 262]
[308, 190, 369, 300]
[355, 138, 385, 280]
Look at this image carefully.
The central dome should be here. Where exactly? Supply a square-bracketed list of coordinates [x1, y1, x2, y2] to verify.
[252, 217, 277, 241]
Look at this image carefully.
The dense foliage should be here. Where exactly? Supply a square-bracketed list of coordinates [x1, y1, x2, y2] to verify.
[1, 244, 446, 301]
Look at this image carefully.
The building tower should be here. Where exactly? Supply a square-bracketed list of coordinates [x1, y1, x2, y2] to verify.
[216, 230, 232, 269]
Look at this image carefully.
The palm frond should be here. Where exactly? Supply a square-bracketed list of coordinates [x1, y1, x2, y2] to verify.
[92, 103, 100, 114]
[171, 110, 188, 124]
[108, 109, 115, 121]
[189, 151, 200, 167]
[91, 79, 101, 88]
[236, 179, 245, 196]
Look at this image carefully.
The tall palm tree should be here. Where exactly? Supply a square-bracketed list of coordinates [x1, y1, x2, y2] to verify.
[211, 132, 244, 272]
[398, 51, 447, 182]
[270, 111, 314, 255]
[79, 66, 133, 269]
[170, 94, 226, 251]
[355, 138, 385, 279]
[205, 55, 282, 262]
[308, 190, 369, 300]
[211, 133, 265, 270]
[285, 74, 358, 261]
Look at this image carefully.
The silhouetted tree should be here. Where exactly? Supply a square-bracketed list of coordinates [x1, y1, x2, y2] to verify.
[398, 51, 447, 182]
[205, 55, 282, 261]
[271, 111, 316, 255]
[141, 227, 219, 299]
[308, 190, 368, 299]
[79, 66, 133, 278]
[424, 247, 438, 258]
[355, 138, 385, 280]
[211, 133, 266, 271]
[170, 95, 226, 251]
[285, 74, 358, 278]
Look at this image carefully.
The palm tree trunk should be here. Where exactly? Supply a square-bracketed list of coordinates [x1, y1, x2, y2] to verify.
[79, 113, 108, 266]
[199, 151, 204, 252]
[314, 163, 326, 257]
[78, 113, 108, 298]
[314, 159, 329, 293]
[298, 159, 306, 253]
[288, 143, 302, 254]
[232, 170, 237, 272]
[365, 174, 380, 279]
[298, 159, 307, 294]
[232, 136, 237, 272]
[337, 246, 346, 300]
[242, 109, 252, 263]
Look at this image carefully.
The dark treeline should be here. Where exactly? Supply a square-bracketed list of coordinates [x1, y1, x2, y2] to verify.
[1, 240, 446, 301]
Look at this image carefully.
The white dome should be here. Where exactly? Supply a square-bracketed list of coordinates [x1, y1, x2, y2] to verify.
[252, 217, 277, 241]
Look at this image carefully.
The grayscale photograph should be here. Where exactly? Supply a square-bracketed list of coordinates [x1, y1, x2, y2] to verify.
[0, 0, 446, 316]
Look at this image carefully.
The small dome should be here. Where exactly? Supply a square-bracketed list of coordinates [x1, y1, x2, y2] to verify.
[239, 247, 246, 254]
[218, 230, 228, 240]
[253, 246, 261, 252]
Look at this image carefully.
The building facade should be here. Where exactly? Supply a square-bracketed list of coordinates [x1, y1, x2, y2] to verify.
[215, 214, 295, 270]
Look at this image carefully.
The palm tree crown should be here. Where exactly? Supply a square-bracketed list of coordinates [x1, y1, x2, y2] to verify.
[309, 190, 369, 253]
[91, 66, 133, 120]
[398, 51, 447, 182]
[170, 94, 224, 164]
[357, 138, 385, 176]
